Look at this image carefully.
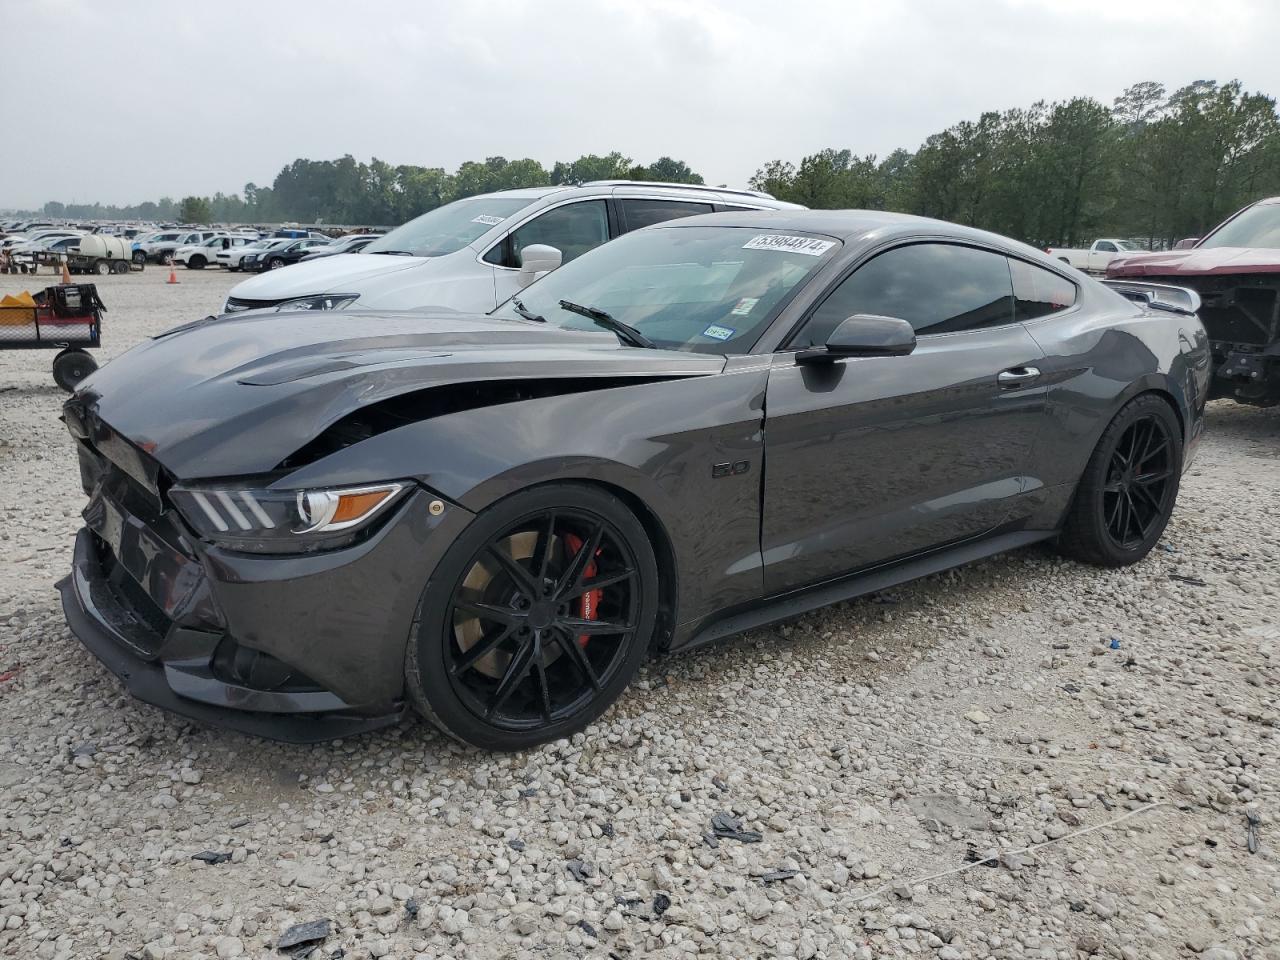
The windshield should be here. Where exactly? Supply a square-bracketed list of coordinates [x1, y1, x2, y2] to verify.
[1200, 202, 1280, 249]
[491, 226, 838, 354]
[364, 196, 529, 258]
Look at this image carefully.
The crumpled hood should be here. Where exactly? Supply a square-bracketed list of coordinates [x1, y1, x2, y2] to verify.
[69, 310, 724, 480]
[1108, 245, 1280, 277]
[228, 252, 426, 299]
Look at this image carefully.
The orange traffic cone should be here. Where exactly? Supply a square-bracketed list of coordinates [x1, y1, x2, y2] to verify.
[167, 258, 178, 285]
[60, 260, 72, 284]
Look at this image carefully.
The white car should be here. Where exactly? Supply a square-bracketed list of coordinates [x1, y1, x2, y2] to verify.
[141, 229, 227, 264]
[223, 181, 803, 314]
[1044, 239, 1144, 275]
[216, 238, 293, 272]
[173, 234, 259, 269]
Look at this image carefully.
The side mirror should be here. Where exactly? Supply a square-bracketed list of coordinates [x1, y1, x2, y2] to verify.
[1173, 237, 1199, 250]
[517, 244, 563, 288]
[796, 314, 917, 364]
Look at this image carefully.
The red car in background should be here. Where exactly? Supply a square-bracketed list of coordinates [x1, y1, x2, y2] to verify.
[1107, 197, 1280, 407]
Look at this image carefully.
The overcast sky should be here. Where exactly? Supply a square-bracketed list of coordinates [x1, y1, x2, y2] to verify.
[4, 0, 1279, 211]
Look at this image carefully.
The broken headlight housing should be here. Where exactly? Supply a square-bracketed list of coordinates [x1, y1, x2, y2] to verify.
[170, 481, 406, 554]
[273, 294, 360, 312]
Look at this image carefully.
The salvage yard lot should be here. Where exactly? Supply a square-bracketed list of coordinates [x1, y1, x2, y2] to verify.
[0, 269, 1277, 960]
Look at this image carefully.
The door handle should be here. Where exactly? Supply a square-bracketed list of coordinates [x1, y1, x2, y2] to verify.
[997, 366, 1041, 388]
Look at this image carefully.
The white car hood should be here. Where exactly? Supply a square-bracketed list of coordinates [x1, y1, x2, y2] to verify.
[228, 252, 427, 299]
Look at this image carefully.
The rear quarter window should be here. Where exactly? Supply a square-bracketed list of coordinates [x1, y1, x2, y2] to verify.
[1010, 259, 1077, 321]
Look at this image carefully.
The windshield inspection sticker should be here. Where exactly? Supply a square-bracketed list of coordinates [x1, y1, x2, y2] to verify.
[471, 214, 506, 226]
[702, 324, 736, 341]
[729, 297, 759, 316]
[743, 234, 835, 257]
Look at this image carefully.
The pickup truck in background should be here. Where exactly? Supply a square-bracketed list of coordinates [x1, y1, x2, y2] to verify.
[1045, 239, 1143, 274]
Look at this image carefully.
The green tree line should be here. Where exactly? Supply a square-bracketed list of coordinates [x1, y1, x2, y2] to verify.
[39, 153, 703, 227]
[35, 79, 1280, 246]
[751, 79, 1280, 247]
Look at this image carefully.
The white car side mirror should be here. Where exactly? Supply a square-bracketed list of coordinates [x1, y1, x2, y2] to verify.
[517, 244, 563, 288]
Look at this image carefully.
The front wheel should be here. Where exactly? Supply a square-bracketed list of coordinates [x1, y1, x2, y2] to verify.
[1058, 393, 1182, 567]
[93, 259, 110, 275]
[406, 484, 659, 750]
[267, 257, 285, 270]
[188, 255, 206, 269]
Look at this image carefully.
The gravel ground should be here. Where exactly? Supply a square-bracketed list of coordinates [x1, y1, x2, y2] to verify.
[0, 267, 1277, 960]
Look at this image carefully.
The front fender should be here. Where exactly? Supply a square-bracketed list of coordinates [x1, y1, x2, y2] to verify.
[278, 370, 771, 626]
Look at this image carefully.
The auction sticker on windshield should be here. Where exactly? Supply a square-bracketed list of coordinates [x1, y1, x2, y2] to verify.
[743, 235, 835, 256]
[471, 214, 506, 226]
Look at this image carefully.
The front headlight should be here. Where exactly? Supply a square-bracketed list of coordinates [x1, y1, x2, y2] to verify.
[170, 481, 406, 554]
[273, 294, 360, 312]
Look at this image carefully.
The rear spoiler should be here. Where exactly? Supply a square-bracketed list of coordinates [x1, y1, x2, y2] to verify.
[1100, 279, 1201, 316]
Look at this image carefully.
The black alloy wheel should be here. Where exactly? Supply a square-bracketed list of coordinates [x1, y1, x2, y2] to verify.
[406, 484, 658, 750]
[1102, 414, 1175, 550]
[1058, 393, 1182, 567]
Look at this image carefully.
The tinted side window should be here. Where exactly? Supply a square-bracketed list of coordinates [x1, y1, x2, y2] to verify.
[794, 243, 1014, 347]
[619, 199, 713, 232]
[511, 200, 609, 266]
[1010, 259, 1077, 321]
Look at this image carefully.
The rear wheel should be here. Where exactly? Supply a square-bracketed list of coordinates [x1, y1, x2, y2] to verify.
[1058, 394, 1182, 567]
[111, 260, 128, 274]
[406, 484, 658, 750]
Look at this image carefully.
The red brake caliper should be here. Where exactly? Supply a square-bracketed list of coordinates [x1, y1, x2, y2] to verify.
[562, 533, 601, 648]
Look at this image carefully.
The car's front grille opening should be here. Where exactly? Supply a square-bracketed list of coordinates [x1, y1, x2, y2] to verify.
[91, 533, 172, 655]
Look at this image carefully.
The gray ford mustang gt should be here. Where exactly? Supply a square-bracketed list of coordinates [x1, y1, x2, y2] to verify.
[59, 210, 1210, 750]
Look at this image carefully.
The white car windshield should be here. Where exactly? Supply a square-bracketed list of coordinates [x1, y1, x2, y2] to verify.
[491, 225, 838, 355]
[365, 197, 529, 258]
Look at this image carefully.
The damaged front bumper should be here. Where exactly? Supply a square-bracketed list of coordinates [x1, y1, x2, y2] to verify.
[59, 431, 474, 742]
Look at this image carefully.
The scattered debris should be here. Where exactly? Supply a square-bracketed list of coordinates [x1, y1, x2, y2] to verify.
[1169, 574, 1208, 587]
[405, 899, 419, 918]
[566, 859, 595, 881]
[1109, 638, 1122, 650]
[709, 812, 762, 844]
[277, 918, 331, 951]
[229, 817, 251, 829]
[653, 893, 671, 917]
[70, 742, 97, 758]
[507, 839, 526, 852]
[759, 868, 799, 884]
[963, 846, 1000, 868]
[576, 919, 598, 939]
[191, 850, 232, 865]
[518, 787, 538, 798]
[1246, 811, 1261, 854]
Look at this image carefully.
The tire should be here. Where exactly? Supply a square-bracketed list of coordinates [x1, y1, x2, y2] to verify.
[92, 259, 109, 275]
[52, 349, 97, 392]
[405, 483, 659, 750]
[188, 255, 206, 269]
[1058, 393, 1182, 567]
[267, 257, 285, 270]
[111, 260, 128, 274]
[132, 250, 146, 265]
